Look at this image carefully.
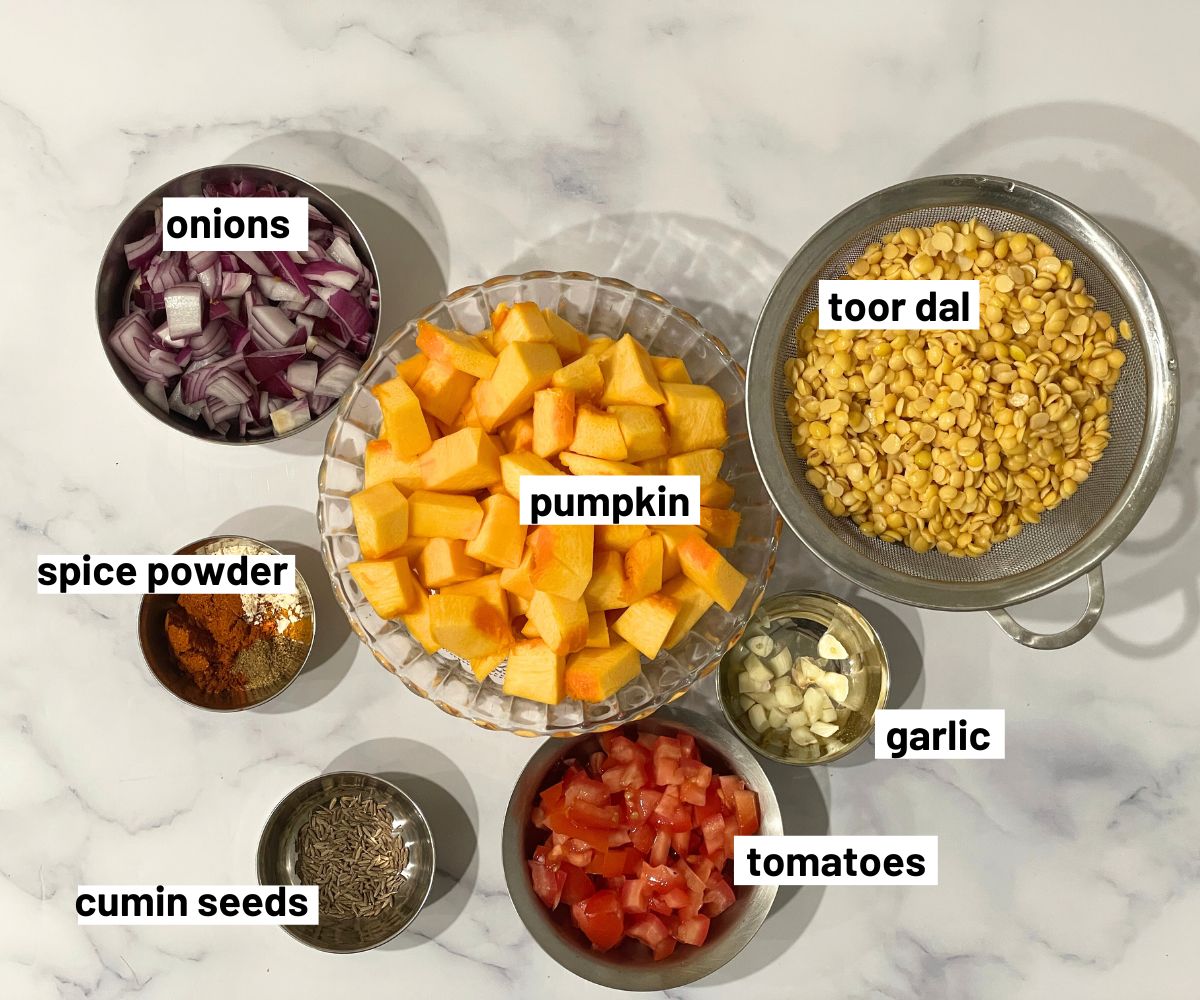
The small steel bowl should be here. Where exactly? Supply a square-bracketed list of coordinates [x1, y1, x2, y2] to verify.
[95, 163, 381, 444]
[718, 591, 889, 765]
[502, 706, 781, 991]
[138, 534, 315, 711]
[257, 771, 435, 953]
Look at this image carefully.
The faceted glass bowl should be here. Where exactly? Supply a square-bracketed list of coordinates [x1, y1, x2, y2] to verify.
[317, 271, 781, 736]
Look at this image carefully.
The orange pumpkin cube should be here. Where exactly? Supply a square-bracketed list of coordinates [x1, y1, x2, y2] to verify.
[464, 494, 527, 569]
[613, 593, 679, 659]
[415, 537, 483, 589]
[419, 427, 502, 492]
[533, 387, 577, 458]
[599, 334, 665, 407]
[677, 536, 746, 612]
[348, 556, 422, 618]
[526, 590, 589, 655]
[364, 440, 422, 491]
[551, 354, 605, 400]
[350, 482, 409, 559]
[503, 639, 566, 704]
[371, 376, 432, 457]
[408, 490, 484, 540]
[416, 320, 498, 379]
[565, 642, 642, 702]
[412, 357, 477, 425]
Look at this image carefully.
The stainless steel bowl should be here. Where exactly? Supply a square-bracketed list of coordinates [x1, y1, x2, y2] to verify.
[501, 706, 781, 991]
[95, 163, 381, 444]
[257, 771, 435, 953]
[138, 535, 315, 711]
[717, 591, 889, 766]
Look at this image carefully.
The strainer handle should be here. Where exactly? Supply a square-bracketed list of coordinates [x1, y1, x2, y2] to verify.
[987, 567, 1105, 650]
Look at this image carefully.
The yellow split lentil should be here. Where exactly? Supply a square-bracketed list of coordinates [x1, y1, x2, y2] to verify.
[786, 219, 1127, 558]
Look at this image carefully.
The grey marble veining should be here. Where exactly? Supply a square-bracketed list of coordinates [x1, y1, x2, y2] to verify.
[3, 2, 1200, 997]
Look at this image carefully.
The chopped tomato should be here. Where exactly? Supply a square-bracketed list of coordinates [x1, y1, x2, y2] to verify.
[626, 912, 671, 950]
[733, 789, 760, 835]
[572, 890, 625, 952]
[561, 865, 595, 906]
[674, 913, 710, 947]
[528, 724, 757, 960]
[529, 859, 565, 910]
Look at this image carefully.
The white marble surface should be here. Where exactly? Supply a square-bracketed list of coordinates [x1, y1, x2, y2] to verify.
[4, 2, 1200, 997]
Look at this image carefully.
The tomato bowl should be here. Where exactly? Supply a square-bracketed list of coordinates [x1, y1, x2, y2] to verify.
[501, 706, 781, 990]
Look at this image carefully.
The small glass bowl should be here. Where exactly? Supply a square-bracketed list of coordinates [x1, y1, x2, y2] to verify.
[317, 271, 782, 737]
[717, 591, 889, 764]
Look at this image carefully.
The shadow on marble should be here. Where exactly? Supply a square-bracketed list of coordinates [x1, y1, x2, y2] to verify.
[224, 131, 450, 458]
[703, 762, 829, 986]
[324, 737, 478, 949]
[213, 505, 359, 710]
[914, 102, 1200, 658]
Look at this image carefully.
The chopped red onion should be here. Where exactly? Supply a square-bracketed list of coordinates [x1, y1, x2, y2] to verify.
[107, 183, 377, 438]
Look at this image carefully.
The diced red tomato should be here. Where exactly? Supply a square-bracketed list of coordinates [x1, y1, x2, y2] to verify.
[529, 859, 566, 910]
[626, 912, 671, 950]
[561, 865, 595, 906]
[572, 889, 625, 952]
[674, 913, 710, 947]
[528, 724, 757, 960]
[702, 872, 736, 917]
[649, 829, 671, 866]
[620, 877, 652, 914]
[652, 936, 677, 961]
[733, 789, 760, 835]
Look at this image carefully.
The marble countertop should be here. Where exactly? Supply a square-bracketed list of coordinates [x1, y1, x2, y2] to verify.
[5, 2, 1200, 997]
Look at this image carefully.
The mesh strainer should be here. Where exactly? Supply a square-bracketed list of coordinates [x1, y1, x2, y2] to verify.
[747, 175, 1179, 648]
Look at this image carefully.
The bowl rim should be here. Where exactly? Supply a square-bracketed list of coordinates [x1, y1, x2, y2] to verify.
[715, 590, 890, 765]
[256, 769, 437, 954]
[94, 162, 382, 446]
[137, 534, 316, 712]
[316, 270, 783, 737]
[500, 705, 781, 990]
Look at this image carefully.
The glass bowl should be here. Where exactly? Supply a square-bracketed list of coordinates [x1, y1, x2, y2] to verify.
[317, 271, 781, 736]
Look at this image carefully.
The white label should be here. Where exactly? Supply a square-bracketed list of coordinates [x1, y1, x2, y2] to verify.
[161, 197, 309, 250]
[734, 836, 938, 885]
[76, 885, 318, 925]
[37, 555, 295, 596]
[875, 709, 1005, 759]
[818, 279, 980, 330]
[518, 475, 701, 526]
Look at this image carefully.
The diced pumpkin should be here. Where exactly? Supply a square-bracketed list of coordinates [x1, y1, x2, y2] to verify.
[624, 534, 664, 602]
[661, 382, 728, 453]
[533, 387, 577, 458]
[442, 572, 509, 624]
[599, 334, 666, 406]
[499, 413, 535, 453]
[474, 341, 561, 429]
[584, 550, 630, 612]
[490, 302, 511, 331]
[526, 591, 589, 655]
[500, 451, 562, 498]
[586, 611, 610, 648]
[666, 448, 724, 485]
[469, 650, 507, 683]
[416, 320, 498, 379]
[661, 575, 715, 649]
[551, 354, 605, 400]
[503, 639, 566, 704]
[596, 524, 650, 552]
[656, 524, 707, 581]
[350, 482, 409, 559]
[408, 490, 484, 540]
[585, 336, 615, 357]
[609, 404, 668, 461]
[558, 453, 643, 476]
[499, 547, 536, 600]
[348, 556, 421, 618]
[429, 593, 510, 659]
[541, 309, 587, 361]
[494, 301, 555, 353]
[677, 536, 746, 612]
[637, 456, 669, 475]
[396, 353, 428, 385]
[700, 478, 736, 508]
[464, 494, 527, 568]
[419, 427, 502, 492]
[699, 506, 741, 548]
[651, 355, 691, 383]
[364, 440, 422, 490]
[565, 642, 642, 702]
[571, 405, 628, 460]
[613, 593, 679, 659]
[371, 376, 432, 457]
[416, 537, 483, 588]
[401, 587, 440, 653]
[529, 524, 593, 601]
[412, 357, 476, 424]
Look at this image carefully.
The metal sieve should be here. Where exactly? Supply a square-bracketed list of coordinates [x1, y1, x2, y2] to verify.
[747, 175, 1179, 649]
